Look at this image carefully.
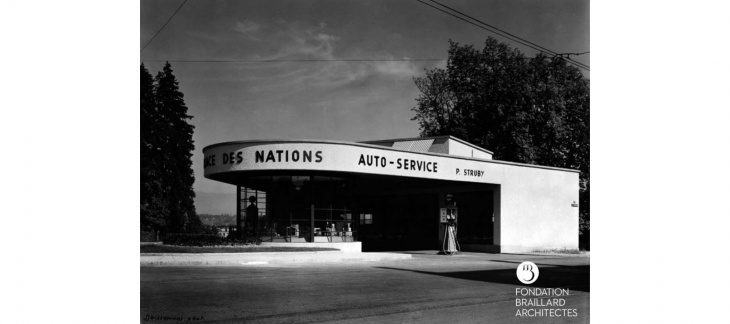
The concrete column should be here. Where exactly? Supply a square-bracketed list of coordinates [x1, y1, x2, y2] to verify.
[493, 186, 501, 248]
[310, 204, 315, 243]
[350, 178, 358, 242]
[309, 175, 314, 243]
[236, 185, 242, 239]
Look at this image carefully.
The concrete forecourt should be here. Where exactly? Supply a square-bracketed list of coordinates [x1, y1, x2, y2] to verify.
[140, 251, 590, 323]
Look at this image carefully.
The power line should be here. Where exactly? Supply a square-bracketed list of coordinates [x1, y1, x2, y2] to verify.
[140, 55, 586, 64]
[140, 59, 447, 63]
[429, 0, 590, 70]
[417, 0, 589, 71]
[140, 0, 587, 70]
[430, 1, 560, 56]
[426, 0, 590, 70]
[415, 0, 575, 67]
[141, 0, 189, 53]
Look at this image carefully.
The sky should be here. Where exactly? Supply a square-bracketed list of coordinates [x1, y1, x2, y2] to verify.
[140, 0, 589, 196]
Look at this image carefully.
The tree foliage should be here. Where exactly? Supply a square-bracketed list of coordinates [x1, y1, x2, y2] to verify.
[412, 38, 590, 235]
[140, 64, 167, 231]
[141, 62, 201, 234]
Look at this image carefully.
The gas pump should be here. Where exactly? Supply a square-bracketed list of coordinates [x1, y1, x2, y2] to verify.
[439, 194, 460, 255]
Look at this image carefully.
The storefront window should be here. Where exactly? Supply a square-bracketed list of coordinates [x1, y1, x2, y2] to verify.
[239, 174, 355, 241]
[359, 213, 373, 225]
[240, 187, 267, 225]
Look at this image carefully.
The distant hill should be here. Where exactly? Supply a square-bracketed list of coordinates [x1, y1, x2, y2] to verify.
[198, 214, 237, 226]
[194, 191, 236, 215]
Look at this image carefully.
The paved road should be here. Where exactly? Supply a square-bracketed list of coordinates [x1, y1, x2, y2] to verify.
[141, 251, 589, 323]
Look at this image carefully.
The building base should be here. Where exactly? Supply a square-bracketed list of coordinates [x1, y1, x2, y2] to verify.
[260, 242, 362, 253]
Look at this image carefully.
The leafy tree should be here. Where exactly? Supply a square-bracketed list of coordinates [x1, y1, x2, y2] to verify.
[140, 62, 201, 234]
[412, 38, 590, 240]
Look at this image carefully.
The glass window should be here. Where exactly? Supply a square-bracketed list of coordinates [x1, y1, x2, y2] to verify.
[240, 187, 267, 220]
[359, 213, 372, 225]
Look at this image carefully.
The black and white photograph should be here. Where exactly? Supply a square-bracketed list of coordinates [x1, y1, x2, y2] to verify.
[139, 0, 590, 322]
[9, 0, 730, 323]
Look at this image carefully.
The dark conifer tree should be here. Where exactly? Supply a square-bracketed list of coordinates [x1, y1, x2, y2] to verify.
[153, 62, 200, 233]
[140, 64, 167, 232]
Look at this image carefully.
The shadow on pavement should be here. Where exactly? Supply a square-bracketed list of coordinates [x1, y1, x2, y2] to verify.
[375, 265, 590, 292]
[484, 259, 587, 268]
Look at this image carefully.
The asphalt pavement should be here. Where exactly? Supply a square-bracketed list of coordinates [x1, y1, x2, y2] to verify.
[141, 251, 589, 323]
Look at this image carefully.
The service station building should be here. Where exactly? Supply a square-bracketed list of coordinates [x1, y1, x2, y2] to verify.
[203, 136, 579, 253]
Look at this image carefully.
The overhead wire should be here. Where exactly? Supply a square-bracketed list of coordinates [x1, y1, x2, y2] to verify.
[430, 0, 561, 56]
[418, 0, 589, 71]
[141, 0, 189, 53]
[139, 0, 588, 70]
[426, 0, 589, 70]
[140, 59, 446, 63]
[432, 0, 590, 70]
[429, 0, 591, 70]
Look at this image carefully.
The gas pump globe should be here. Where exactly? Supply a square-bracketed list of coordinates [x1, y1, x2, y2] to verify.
[439, 206, 458, 225]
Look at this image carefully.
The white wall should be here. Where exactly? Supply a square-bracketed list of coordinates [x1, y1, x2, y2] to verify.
[497, 167, 579, 252]
[446, 138, 493, 160]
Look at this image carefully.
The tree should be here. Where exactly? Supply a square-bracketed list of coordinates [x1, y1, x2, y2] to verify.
[140, 62, 201, 234]
[412, 38, 590, 241]
[140, 64, 167, 232]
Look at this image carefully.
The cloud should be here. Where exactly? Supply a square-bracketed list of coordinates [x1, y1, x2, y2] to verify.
[387, 33, 402, 42]
[372, 60, 419, 78]
[266, 21, 339, 60]
[233, 20, 263, 39]
[210, 20, 424, 96]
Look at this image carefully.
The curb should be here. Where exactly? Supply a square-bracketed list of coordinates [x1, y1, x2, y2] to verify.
[140, 250, 343, 257]
[140, 252, 412, 267]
